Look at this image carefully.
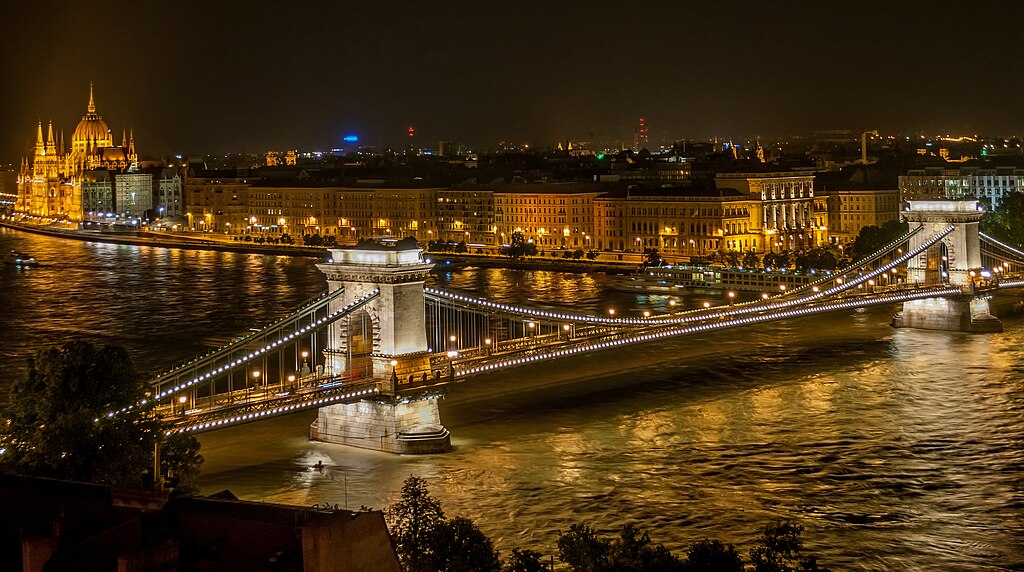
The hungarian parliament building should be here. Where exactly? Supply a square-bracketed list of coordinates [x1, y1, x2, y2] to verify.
[14, 84, 182, 222]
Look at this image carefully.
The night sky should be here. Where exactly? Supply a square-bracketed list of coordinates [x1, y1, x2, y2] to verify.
[2, 1, 1022, 159]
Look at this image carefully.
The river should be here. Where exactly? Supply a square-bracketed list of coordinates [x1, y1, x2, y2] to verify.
[1, 227, 1021, 571]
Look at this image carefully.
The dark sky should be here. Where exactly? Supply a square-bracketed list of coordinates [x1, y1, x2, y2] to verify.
[2, 0, 1022, 160]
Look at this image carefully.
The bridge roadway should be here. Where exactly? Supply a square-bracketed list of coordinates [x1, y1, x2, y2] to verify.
[164, 277, 1015, 434]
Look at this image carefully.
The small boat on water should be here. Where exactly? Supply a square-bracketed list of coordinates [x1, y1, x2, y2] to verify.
[5, 250, 38, 266]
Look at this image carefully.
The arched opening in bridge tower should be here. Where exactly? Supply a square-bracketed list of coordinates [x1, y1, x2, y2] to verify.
[921, 241, 948, 285]
[347, 309, 374, 378]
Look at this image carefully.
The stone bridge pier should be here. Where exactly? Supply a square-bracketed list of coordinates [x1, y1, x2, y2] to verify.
[311, 240, 450, 454]
[892, 200, 1002, 333]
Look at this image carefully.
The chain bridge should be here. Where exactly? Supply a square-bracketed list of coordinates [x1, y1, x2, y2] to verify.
[125, 200, 1024, 453]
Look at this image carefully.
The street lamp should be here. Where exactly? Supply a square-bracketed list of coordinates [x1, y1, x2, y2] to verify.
[484, 337, 492, 355]
[446, 350, 458, 379]
[390, 359, 398, 384]
[562, 324, 571, 339]
[727, 291, 735, 305]
[178, 395, 187, 417]
[251, 370, 260, 398]
[608, 308, 616, 316]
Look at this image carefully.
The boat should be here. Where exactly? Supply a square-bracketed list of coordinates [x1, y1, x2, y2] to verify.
[5, 250, 37, 266]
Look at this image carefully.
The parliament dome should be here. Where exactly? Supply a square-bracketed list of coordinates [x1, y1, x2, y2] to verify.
[71, 84, 113, 152]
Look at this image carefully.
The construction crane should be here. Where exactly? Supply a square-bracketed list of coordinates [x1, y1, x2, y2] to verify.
[861, 130, 879, 164]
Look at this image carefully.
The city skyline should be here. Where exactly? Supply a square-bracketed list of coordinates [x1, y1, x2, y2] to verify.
[3, 1, 1023, 160]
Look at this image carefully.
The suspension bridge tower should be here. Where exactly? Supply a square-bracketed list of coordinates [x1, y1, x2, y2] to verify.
[892, 200, 1002, 332]
[311, 239, 451, 453]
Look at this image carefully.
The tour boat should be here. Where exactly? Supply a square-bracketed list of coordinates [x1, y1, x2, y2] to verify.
[5, 250, 38, 266]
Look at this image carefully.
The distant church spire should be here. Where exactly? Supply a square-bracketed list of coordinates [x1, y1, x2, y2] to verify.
[122, 129, 127, 147]
[88, 81, 96, 114]
[36, 121, 43, 149]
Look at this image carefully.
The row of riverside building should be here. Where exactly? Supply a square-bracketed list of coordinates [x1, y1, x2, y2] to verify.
[182, 168, 904, 256]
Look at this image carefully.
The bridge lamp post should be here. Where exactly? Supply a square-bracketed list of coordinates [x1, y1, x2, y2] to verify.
[702, 302, 711, 309]
[287, 374, 296, 392]
[868, 279, 875, 292]
[446, 350, 458, 380]
[727, 291, 735, 305]
[448, 334, 457, 349]
[562, 324, 571, 340]
[608, 308, 616, 316]
[178, 395, 187, 417]
[668, 299, 677, 307]
[642, 310, 651, 318]
[762, 293, 769, 300]
[779, 284, 787, 293]
[251, 370, 260, 399]
[484, 338, 492, 355]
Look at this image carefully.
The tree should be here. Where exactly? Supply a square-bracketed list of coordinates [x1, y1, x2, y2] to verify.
[684, 539, 743, 572]
[851, 219, 909, 261]
[0, 341, 202, 490]
[749, 521, 830, 572]
[608, 524, 684, 572]
[586, 250, 599, 261]
[723, 250, 742, 268]
[161, 431, 204, 493]
[426, 516, 501, 572]
[981, 192, 1024, 246]
[642, 247, 661, 267]
[558, 524, 611, 572]
[505, 548, 547, 572]
[743, 251, 760, 269]
[386, 476, 446, 572]
[501, 231, 538, 259]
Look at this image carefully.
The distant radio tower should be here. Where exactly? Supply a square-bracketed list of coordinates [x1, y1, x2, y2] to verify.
[638, 117, 648, 150]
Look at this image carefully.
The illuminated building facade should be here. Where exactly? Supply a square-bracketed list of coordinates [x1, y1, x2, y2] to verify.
[492, 183, 598, 250]
[899, 166, 1024, 210]
[716, 172, 823, 251]
[594, 188, 760, 255]
[15, 84, 139, 222]
[816, 187, 900, 244]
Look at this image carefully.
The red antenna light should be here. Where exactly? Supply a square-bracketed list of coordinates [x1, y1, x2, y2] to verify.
[408, 126, 415, 138]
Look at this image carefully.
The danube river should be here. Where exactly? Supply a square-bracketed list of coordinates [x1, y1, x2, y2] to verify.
[1, 227, 1022, 571]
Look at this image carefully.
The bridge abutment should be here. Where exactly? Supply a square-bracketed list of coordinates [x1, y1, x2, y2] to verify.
[312, 395, 451, 454]
[892, 295, 1002, 333]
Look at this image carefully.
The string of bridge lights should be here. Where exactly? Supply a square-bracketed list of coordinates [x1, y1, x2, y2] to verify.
[152, 287, 346, 381]
[425, 225, 955, 328]
[784, 226, 924, 296]
[980, 232, 1024, 260]
[93, 290, 382, 425]
[454, 286, 962, 378]
[169, 387, 381, 434]
[153, 289, 380, 400]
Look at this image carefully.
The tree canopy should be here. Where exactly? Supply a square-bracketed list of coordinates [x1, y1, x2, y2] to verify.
[1, 341, 203, 490]
[981, 192, 1024, 247]
[500, 231, 538, 259]
[851, 219, 909, 261]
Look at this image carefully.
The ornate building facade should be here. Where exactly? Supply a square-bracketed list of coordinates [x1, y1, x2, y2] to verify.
[15, 84, 137, 222]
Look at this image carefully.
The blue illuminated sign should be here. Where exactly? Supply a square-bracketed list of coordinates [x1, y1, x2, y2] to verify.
[343, 135, 359, 143]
